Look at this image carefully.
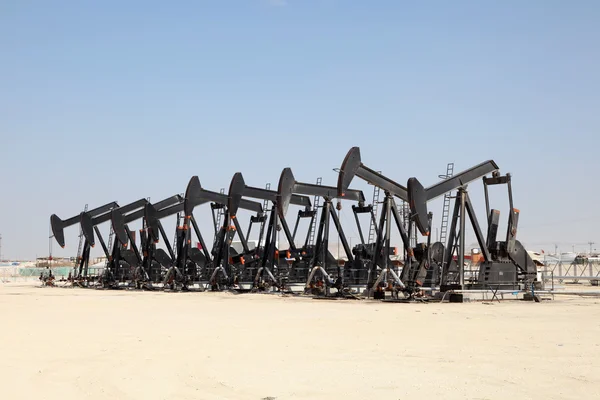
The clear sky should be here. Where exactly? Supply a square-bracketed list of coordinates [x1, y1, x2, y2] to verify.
[1, 0, 599, 260]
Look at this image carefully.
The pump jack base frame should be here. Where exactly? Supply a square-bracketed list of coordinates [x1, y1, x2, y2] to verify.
[207, 266, 230, 291]
[304, 265, 336, 295]
[381, 297, 430, 303]
[162, 266, 198, 292]
[252, 267, 279, 292]
[303, 266, 359, 298]
[311, 293, 362, 300]
[368, 267, 405, 299]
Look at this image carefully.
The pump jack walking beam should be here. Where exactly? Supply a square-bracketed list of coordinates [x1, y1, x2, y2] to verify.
[82, 199, 150, 247]
[338, 147, 408, 201]
[277, 167, 366, 293]
[184, 176, 263, 218]
[50, 202, 118, 248]
[407, 160, 500, 235]
[111, 195, 182, 246]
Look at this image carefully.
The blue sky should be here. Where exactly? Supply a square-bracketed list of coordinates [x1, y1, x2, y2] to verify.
[1, 0, 599, 260]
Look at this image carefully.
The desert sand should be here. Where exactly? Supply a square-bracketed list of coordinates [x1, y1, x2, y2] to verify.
[1, 282, 599, 400]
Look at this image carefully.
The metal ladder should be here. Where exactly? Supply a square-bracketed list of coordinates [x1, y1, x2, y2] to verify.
[75, 204, 88, 263]
[216, 188, 226, 231]
[142, 197, 150, 230]
[172, 193, 184, 255]
[173, 212, 181, 255]
[258, 183, 271, 246]
[438, 163, 455, 245]
[106, 225, 115, 260]
[306, 177, 322, 247]
[366, 178, 381, 244]
[401, 201, 417, 247]
[262, 183, 271, 215]
[211, 188, 226, 249]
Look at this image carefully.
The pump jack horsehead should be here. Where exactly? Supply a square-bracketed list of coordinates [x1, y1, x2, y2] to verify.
[277, 167, 369, 296]
[337, 146, 501, 298]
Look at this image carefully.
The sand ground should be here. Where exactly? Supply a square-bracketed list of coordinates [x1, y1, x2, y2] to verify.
[1, 282, 599, 400]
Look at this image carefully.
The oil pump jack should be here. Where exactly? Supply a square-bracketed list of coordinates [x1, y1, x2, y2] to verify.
[110, 195, 183, 289]
[78, 198, 153, 288]
[408, 170, 538, 293]
[337, 149, 409, 298]
[51, 202, 117, 283]
[277, 168, 369, 296]
[229, 172, 313, 291]
[148, 189, 264, 291]
[144, 198, 204, 291]
[337, 147, 500, 299]
[183, 175, 264, 290]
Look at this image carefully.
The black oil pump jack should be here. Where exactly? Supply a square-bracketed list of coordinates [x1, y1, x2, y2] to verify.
[144, 200, 203, 291]
[338, 146, 500, 298]
[140, 193, 224, 291]
[78, 199, 151, 288]
[425, 171, 538, 291]
[337, 148, 412, 298]
[405, 162, 538, 293]
[229, 172, 313, 291]
[111, 195, 183, 289]
[277, 167, 367, 296]
[50, 202, 118, 282]
[183, 175, 264, 290]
